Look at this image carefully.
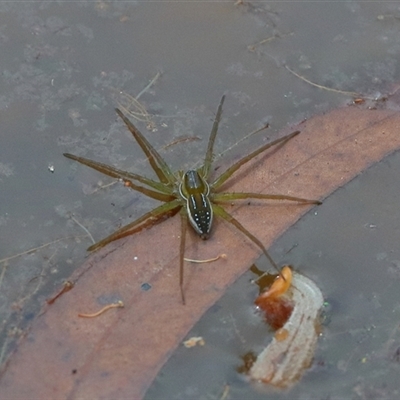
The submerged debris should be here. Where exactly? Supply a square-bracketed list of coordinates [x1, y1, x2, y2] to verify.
[249, 266, 323, 388]
[46, 281, 74, 305]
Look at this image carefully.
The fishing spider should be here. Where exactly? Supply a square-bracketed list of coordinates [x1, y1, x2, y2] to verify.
[64, 96, 321, 304]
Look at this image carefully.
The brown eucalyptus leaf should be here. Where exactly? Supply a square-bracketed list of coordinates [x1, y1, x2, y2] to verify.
[2, 104, 400, 399]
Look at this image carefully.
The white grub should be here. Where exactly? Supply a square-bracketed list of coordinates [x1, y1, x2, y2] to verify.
[249, 272, 323, 388]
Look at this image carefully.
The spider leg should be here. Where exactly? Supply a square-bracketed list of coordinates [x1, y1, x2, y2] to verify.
[212, 203, 280, 274]
[64, 153, 174, 197]
[115, 108, 176, 185]
[122, 181, 174, 203]
[87, 199, 182, 251]
[212, 130, 300, 190]
[200, 95, 225, 180]
[179, 208, 188, 305]
[213, 192, 321, 205]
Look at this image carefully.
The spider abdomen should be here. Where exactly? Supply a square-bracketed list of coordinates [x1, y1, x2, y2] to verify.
[179, 170, 213, 239]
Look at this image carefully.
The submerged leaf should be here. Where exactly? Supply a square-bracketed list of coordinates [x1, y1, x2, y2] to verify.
[2, 103, 400, 398]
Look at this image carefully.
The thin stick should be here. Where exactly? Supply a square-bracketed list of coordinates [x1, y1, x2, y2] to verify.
[90, 181, 117, 194]
[47, 281, 74, 305]
[190, 123, 269, 172]
[0, 235, 88, 264]
[112, 71, 161, 131]
[218, 124, 269, 160]
[162, 135, 201, 150]
[19, 255, 55, 304]
[136, 71, 161, 100]
[184, 253, 227, 263]
[78, 301, 124, 318]
[69, 214, 96, 244]
[248, 36, 277, 51]
[112, 89, 154, 128]
[248, 32, 293, 51]
[0, 263, 7, 290]
[220, 384, 230, 400]
[0, 337, 9, 367]
[285, 65, 370, 98]
[118, 98, 151, 123]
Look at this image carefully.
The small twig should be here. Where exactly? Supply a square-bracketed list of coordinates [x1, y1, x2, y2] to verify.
[161, 135, 201, 150]
[190, 123, 269, 172]
[90, 181, 117, 194]
[68, 214, 95, 244]
[184, 253, 227, 264]
[377, 14, 400, 21]
[118, 96, 150, 122]
[111, 88, 154, 128]
[78, 300, 124, 318]
[229, 313, 246, 344]
[0, 263, 7, 290]
[248, 32, 293, 51]
[136, 71, 161, 100]
[0, 336, 9, 367]
[220, 384, 230, 400]
[47, 281, 74, 305]
[19, 252, 57, 304]
[285, 64, 370, 98]
[112, 71, 161, 131]
[218, 124, 269, 160]
[0, 235, 88, 265]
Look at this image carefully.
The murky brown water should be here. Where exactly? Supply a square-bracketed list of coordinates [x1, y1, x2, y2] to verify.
[1, 1, 400, 397]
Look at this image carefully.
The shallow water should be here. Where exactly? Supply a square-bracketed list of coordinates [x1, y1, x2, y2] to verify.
[146, 149, 400, 399]
[0, 1, 400, 394]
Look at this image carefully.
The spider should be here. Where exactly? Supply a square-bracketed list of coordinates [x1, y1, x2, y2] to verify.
[64, 96, 321, 304]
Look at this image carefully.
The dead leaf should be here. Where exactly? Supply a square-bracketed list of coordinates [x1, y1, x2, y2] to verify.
[1, 103, 400, 399]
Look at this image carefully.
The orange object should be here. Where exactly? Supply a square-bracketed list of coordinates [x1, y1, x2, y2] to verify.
[254, 266, 294, 330]
[259, 265, 292, 300]
[274, 328, 289, 342]
[78, 301, 124, 318]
